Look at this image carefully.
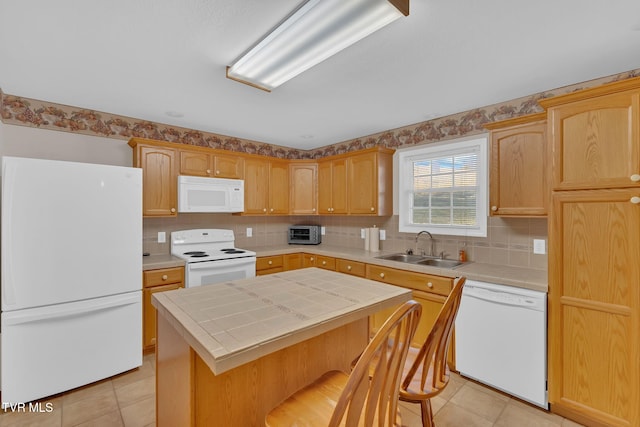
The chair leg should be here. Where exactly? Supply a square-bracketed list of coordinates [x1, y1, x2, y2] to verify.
[420, 399, 435, 427]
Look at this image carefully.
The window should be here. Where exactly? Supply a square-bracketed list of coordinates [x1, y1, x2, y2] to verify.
[398, 136, 488, 237]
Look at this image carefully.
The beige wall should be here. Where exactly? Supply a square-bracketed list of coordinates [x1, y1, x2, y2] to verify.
[0, 121, 131, 166]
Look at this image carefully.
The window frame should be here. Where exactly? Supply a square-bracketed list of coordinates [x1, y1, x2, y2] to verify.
[397, 135, 488, 237]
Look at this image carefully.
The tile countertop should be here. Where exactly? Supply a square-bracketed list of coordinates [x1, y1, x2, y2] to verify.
[140, 245, 548, 293]
[152, 268, 411, 376]
[253, 245, 548, 293]
[142, 253, 185, 270]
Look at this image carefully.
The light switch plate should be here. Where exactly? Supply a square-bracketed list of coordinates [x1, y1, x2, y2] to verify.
[246, 227, 253, 237]
[533, 239, 546, 254]
[360, 228, 366, 239]
[379, 229, 386, 240]
[157, 232, 166, 243]
[321, 226, 326, 235]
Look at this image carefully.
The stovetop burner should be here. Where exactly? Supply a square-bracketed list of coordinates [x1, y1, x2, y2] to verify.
[221, 248, 245, 254]
[184, 251, 208, 258]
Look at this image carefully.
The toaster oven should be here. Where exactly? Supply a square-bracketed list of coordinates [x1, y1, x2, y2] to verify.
[288, 225, 322, 245]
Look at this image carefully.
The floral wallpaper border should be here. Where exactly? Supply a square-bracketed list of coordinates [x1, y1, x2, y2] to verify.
[2, 68, 639, 159]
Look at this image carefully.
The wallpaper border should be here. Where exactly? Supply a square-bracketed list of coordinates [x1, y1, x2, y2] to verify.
[2, 68, 639, 159]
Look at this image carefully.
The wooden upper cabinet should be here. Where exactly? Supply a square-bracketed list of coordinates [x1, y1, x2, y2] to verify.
[484, 113, 548, 216]
[318, 147, 393, 216]
[318, 158, 348, 214]
[179, 150, 244, 179]
[243, 157, 289, 215]
[269, 160, 290, 214]
[290, 162, 317, 215]
[243, 157, 270, 214]
[540, 80, 640, 190]
[130, 140, 177, 217]
[348, 148, 393, 215]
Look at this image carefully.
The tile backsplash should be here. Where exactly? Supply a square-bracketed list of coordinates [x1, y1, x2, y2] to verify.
[144, 214, 547, 271]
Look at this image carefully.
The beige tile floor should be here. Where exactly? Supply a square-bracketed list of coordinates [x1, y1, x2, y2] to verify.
[1, 353, 584, 427]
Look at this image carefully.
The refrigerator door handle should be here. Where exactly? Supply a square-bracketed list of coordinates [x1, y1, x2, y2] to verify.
[3, 293, 140, 326]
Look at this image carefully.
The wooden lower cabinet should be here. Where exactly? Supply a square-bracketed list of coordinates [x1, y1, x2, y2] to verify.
[256, 254, 304, 275]
[256, 255, 284, 275]
[336, 258, 366, 277]
[365, 264, 455, 365]
[143, 266, 184, 352]
[283, 253, 303, 271]
[303, 253, 335, 270]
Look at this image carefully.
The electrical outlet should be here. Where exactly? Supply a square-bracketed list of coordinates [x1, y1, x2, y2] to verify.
[533, 239, 546, 254]
[157, 232, 166, 243]
[379, 229, 386, 240]
[246, 227, 253, 237]
[321, 226, 326, 235]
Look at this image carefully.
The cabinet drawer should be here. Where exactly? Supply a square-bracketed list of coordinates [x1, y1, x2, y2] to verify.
[315, 255, 335, 270]
[256, 256, 284, 271]
[336, 259, 365, 277]
[365, 265, 453, 296]
[143, 267, 184, 288]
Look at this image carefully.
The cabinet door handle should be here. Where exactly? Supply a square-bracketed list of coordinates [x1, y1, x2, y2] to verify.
[312, 208, 316, 212]
[347, 265, 352, 270]
[631, 174, 640, 182]
[268, 260, 273, 265]
[310, 257, 315, 262]
[270, 208, 274, 212]
[491, 206, 498, 212]
[631, 196, 640, 204]
[216, 170, 220, 175]
[322, 260, 326, 265]
[162, 275, 168, 281]
[170, 207, 176, 213]
[427, 282, 433, 288]
[206, 169, 211, 174]
[263, 208, 267, 212]
[370, 207, 375, 212]
[379, 273, 385, 278]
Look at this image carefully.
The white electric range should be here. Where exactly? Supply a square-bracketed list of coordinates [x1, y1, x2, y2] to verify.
[171, 229, 256, 287]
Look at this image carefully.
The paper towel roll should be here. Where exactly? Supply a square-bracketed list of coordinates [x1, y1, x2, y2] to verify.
[369, 227, 380, 252]
[364, 228, 370, 251]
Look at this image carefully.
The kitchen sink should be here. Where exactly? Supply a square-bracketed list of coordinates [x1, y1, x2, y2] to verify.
[375, 253, 467, 269]
[376, 253, 427, 263]
[415, 258, 464, 268]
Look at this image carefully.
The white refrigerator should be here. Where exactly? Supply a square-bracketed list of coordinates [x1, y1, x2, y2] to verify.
[1, 156, 143, 404]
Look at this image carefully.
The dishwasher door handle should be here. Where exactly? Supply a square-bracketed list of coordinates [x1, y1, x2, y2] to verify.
[464, 287, 541, 308]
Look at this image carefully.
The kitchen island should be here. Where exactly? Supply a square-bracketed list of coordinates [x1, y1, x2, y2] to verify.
[152, 267, 412, 427]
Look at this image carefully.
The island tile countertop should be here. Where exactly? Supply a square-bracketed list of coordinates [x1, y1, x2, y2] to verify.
[152, 268, 411, 375]
[251, 244, 548, 292]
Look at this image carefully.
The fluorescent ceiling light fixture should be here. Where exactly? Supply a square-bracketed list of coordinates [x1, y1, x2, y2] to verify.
[226, 0, 409, 92]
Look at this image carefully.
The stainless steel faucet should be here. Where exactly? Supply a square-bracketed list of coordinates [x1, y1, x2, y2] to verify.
[415, 230, 435, 257]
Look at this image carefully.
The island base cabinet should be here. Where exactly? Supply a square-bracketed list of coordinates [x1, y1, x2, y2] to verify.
[156, 316, 368, 427]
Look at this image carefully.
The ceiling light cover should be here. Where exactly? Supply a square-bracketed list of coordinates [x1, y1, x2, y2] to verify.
[227, 0, 409, 92]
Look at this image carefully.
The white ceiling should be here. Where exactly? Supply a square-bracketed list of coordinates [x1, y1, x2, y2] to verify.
[1, 0, 640, 150]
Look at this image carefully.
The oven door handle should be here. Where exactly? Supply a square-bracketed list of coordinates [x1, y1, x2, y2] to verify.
[188, 257, 256, 270]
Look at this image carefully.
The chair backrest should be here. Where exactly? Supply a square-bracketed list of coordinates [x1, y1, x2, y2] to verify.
[401, 276, 466, 397]
[329, 300, 422, 427]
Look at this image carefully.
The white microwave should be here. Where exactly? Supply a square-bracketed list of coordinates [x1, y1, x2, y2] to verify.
[177, 175, 244, 213]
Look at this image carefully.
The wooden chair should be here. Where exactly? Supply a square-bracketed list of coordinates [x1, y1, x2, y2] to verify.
[399, 276, 466, 427]
[265, 300, 422, 427]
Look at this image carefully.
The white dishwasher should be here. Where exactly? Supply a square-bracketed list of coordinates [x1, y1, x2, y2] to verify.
[455, 279, 548, 408]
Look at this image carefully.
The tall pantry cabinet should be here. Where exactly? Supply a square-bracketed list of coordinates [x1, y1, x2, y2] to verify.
[540, 77, 640, 427]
